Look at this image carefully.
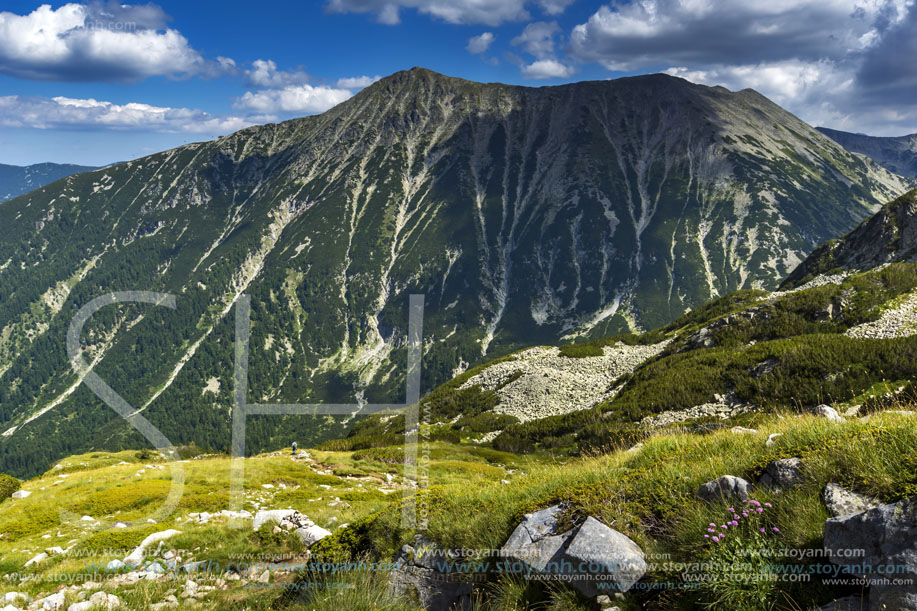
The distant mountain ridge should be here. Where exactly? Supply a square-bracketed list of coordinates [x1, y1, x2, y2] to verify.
[818, 127, 917, 179]
[0, 162, 97, 202]
[0, 68, 909, 477]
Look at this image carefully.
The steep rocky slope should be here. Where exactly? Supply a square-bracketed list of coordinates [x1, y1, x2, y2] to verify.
[332, 257, 917, 457]
[819, 127, 917, 179]
[783, 189, 917, 287]
[0, 68, 908, 477]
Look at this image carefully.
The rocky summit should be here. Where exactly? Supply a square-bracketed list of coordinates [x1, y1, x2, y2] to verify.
[0, 68, 909, 477]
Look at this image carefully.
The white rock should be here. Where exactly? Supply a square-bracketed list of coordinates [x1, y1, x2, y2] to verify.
[296, 524, 332, 547]
[36, 592, 66, 610]
[813, 405, 843, 422]
[766, 433, 782, 446]
[25, 552, 48, 567]
[10, 490, 31, 499]
[89, 592, 120, 609]
[123, 529, 181, 566]
[460, 342, 670, 422]
[45, 546, 65, 555]
[217, 510, 252, 520]
[252, 509, 297, 530]
[730, 426, 758, 434]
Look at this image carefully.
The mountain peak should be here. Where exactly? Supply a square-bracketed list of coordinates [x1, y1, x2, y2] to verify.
[0, 65, 908, 476]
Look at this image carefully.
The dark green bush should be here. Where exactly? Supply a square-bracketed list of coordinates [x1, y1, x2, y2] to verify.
[455, 412, 519, 433]
[0, 474, 21, 501]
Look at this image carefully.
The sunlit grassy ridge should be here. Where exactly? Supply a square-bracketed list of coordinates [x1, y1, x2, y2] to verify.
[324, 264, 917, 460]
[0, 441, 540, 609]
[307, 410, 917, 610]
[2, 407, 916, 609]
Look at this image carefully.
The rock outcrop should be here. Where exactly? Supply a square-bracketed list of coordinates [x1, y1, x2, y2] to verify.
[696, 476, 752, 503]
[759, 458, 805, 490]
[824, 497, 917, 610]
[500, 504, 647, 598]
[822, 483, 881, 518]
[784, 190, 917, 288]
[459, 342, 669, 422]
[388, 535, 474, 611]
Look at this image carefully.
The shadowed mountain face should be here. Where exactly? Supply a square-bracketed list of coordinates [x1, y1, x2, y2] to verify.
[0, 68, 908, 476]
[818, 127, 917, 180]
[784, 189, 917, 288]
[0, 162, 97, 201]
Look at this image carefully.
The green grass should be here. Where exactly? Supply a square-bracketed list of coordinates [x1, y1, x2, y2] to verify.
[311, 411, 917, 610]
[3, 411, 917, 610]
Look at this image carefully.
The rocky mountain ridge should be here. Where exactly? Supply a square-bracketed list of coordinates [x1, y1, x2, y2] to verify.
[818, 127, 917, 179]
[0, 68, 909, 477]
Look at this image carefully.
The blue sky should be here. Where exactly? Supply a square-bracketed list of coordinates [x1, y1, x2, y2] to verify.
[1, 0, 915, 166]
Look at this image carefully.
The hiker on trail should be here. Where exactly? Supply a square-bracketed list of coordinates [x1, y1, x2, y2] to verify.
[291, 441, 297, 456]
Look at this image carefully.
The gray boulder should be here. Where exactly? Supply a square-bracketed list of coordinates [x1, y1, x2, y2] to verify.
[822, 483, 881, 518]
[813, 404, 844, 422]
[388, 535, 473, 610]
[564, 517, 646, 597]
[500, 505, 646, 598]
[824, 497, 917, 610]
[500, 505, 568, 573]
[295, 524, 332, 547]
[759, 458, 804, 490]
[252, 509, 298, 530]
[696, 475, 751, 502]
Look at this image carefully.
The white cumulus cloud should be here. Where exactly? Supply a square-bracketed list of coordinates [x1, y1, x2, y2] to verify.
[336, 75, 382, 89]
[512, 21, 561, 59]
[466, 32, 496, 54]
[0, 3, 219, 82]
[234, 85, 354, 114]
[0, 95, 251, 133]
[521, 59, 574, 79]
[538, 0, 575, 15]
[570, 0, 917, 135]
[245, 59, 311, 88]
[569, 0, 911, 70]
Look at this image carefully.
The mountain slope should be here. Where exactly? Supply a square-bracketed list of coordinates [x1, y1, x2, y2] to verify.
[783, 189, 917, 288]
[340, 260, 917, 456]
[0, 162, 97, 202]
[0, 68, 909, 477]
[818, 127, 917, 179]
